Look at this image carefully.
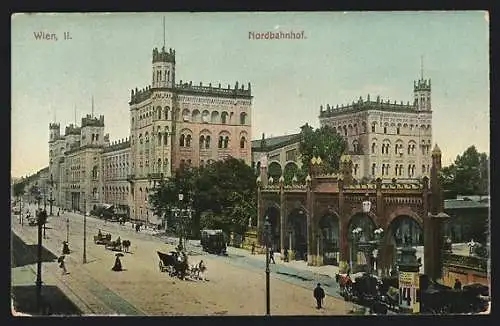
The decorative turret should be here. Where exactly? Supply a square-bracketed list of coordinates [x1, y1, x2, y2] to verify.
[152, 46, 176, 89]
[414, 58, 432, 111]
[339, 154, 354, 186]
[49, 122, 60, 142]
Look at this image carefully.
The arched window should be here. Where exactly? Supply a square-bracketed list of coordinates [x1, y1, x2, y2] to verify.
[157, 107, 162, 120]
[422, 164, 426, 174]
[382, 164, 386, 176]
[163, 132, 168, 145]
[408, 144, 411, 155]
[224, 136, 229, 149]
[240, 112, 247, 125]
[167, 70, 170, 82]
[395, 165, 399, 175]
[371, 124, 376, 133]
[372, 163, 376, 176]
[381, 144, 386, 154]
[158, 133, 162, 145]
[221, 112, 228, 124]
[399, 164, 403, 176]
[179, 134, 185, 147]
[362, 122, 367, 133]
[372, 142, 376, 154]
[240, 136, 246, 149]
[218, 136, 223, 148]
[199, 135, 205, 149]
[165, 106, 170, 120]
[186, 135, 192, 147]
[354, 164, 358, 175]
[408, 165, 412, 177]
[384, 127, 387, 134]
[205, 135, 211, 149]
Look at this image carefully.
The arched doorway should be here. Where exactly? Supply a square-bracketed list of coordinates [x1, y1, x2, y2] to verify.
[347, 213, 377, 271]
[287, 208, 308, 261]
[264, 205, 280, 250]
[318, 213, 340, 265]
[386, 215, 424, 270]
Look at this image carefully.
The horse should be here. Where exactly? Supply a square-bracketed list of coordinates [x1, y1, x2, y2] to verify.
[335, 273, 354, 300]
[122, 240, 131, 253]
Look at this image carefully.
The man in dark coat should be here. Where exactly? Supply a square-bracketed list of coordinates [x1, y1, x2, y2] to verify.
[454, 278, 462, 290]
[314, 283, 325, 309]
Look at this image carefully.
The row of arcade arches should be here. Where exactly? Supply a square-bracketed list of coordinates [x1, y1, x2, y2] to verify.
[263, 206, 423, 266]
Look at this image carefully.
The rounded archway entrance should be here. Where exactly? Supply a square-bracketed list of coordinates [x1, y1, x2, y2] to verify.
[287, 208, 308, 261]
[263, 205, 280, 249]
[318, 213, 340, 265]
[347, 213, 377, 271]
[386, 215, 424, 270]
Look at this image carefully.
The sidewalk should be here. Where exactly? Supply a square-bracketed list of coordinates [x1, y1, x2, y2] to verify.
[226, 246, 341, 279]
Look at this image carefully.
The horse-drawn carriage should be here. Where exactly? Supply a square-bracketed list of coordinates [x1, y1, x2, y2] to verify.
[105, 238, 123, 251]
[157, 251, 189, 279]
[336, 272, 381, 303]
[94, 232, 112, 245]
[157, 251, 206, 280]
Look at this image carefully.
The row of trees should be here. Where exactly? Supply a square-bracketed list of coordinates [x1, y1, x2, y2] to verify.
[149, 158, 257, 238]
[440, 145, 489, 197]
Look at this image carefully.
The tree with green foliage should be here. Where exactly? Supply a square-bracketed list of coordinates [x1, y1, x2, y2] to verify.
[13, 181, 26, 199]
[298, 123, 347, 179]
[440, 145, 489, 196]
[196, 158, 256, 235]
[149, 166, 200, 236]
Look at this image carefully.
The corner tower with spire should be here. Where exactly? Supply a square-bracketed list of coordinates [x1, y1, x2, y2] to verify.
[414, 56, 432, 111]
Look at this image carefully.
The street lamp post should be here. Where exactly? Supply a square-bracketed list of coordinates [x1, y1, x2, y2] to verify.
[36, 208, 47, 313]
[264, 216, 272, 316]
[48, 174, 54, 216]
[351, 227, 362, 271]
[83, 198, 87, 264]
[66, 217, 70, 243]
[178, 193, 184, 247]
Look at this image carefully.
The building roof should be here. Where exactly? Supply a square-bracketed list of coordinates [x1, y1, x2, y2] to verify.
[444, 199, 489, 210]
[251, 133, 301, 152]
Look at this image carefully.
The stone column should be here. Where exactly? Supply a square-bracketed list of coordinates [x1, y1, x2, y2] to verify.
[256, 179, 263, 244]
[306, 175, 313, 265]
[279, 177, 286, 258]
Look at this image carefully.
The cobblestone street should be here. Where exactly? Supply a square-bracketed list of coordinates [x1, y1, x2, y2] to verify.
[11, 207, 357, 316]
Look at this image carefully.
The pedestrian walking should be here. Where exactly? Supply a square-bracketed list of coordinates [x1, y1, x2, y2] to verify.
[58, 256, 68, 275]
[313, 283, 325, 309]
[251, 242, 256, 255]
[454, 278, 462, 290]
[283, 247, 289, 262]
[269, 248, 276, 264]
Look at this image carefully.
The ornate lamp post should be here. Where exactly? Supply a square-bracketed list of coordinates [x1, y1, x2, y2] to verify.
[178, 193, 184, 247]
[263, 215, 272, 316]
[373, 228, 384, 275]
[351, 227, 362, 271]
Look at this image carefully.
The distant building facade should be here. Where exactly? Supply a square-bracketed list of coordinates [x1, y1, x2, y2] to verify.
[318, 76, 433, 181]
[251, 132, 302, 180]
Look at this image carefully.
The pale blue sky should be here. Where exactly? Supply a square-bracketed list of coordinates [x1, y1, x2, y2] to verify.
[11, 12, 490, 178]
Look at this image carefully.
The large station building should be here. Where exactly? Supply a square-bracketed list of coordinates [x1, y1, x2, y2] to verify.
[47, 44, 252, 223]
